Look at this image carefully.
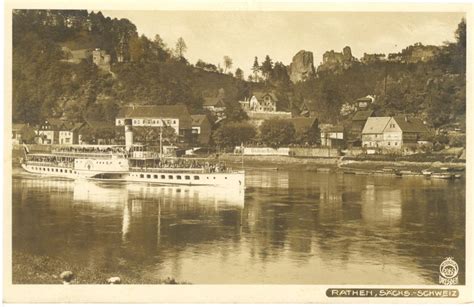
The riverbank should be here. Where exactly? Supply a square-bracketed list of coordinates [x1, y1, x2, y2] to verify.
[220, 153, 465, 173]
[12, 251, 187, 284]
[220, 153, 339, 171]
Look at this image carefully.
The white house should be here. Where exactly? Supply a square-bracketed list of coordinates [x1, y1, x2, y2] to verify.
[115, 104, 193, 140]
[362, 116, 430, 149]
[240, 91, 278, 112]
[36, 118, 77, 145]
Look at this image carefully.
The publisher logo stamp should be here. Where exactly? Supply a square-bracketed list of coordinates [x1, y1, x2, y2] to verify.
[439, 257, 458, 285]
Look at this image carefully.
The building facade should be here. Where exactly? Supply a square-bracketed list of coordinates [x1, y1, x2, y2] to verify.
[362, 116, 430, 149]
[116, 104, 193, 142]
[240, 91, 278, 113]
[36, 118, 77, 145]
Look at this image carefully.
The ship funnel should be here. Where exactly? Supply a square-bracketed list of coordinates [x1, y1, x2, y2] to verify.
[124, 119, 133, 151]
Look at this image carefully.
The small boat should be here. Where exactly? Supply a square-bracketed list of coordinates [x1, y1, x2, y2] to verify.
[421, 169, 432, 176]
[431, 172, 453, 179]
[454, 174, 462, 179]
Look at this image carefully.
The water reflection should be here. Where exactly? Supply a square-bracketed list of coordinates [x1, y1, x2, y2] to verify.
[12, 169, 465, 284]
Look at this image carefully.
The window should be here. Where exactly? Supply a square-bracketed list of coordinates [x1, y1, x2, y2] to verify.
[140, 174, 144, 178]
[194, 176, 200, 180]
[185, 175, 190, 180]
[177, 175, 181, 180]
[395, 142, 398, 146]
[154, 175, 158, 179]
[161, 175, 165, 179]
[168, 175, 173, 179]
[388, 142, 391, 146]
[147, 174, 151, 179]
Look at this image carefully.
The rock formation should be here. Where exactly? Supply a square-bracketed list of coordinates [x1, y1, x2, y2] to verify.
[289, 50, 316, 83]
[318, 46, 355, 73]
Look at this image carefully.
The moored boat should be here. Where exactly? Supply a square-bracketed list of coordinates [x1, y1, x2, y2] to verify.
[431, 172, 453, 179]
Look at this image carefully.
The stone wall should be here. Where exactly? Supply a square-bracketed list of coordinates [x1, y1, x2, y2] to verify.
[290, 147, 340, 157]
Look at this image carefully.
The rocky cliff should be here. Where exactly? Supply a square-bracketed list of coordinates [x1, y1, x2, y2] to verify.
[318, 46, 355, 73]
[289, 50, 316, 83]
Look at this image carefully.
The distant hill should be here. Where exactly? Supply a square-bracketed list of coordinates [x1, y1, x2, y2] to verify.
[12, 10, 466, 130]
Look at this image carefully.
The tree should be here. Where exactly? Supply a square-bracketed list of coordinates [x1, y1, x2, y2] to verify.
[251, 56, 260, 81]
[259, 119, 295, 148]
[212, 121, 256, 149]
[455, 18, 466, 49]
[235, 68, 244, 80]
[174, 37, 187, 58]
[260, 55, 273, 80]
[223, 56, 233, 73]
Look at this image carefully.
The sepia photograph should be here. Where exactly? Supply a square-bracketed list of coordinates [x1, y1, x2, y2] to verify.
[3, 0, 472, 303]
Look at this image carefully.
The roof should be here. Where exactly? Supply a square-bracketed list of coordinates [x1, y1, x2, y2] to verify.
[393, 116, 429, 133]
[117, 104, 193, 129]
[43, 118, 74, 131]
[83, 119, 114, 129]
[356, 95, 375, 103]
[191, 114, 209, 126]
[289, 117, 318, 133]
[361, 117, 391, 134]
[253, 91, 278, 102]
[71, 122, 86, 132]
[203, 97, 225, 107]
[352, 110, 374, 121]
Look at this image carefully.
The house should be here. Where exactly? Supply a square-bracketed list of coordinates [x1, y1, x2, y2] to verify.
[240, 91, 278, 113]
[362, 116, 430, 149]
[116, 104, 193, 142]
[289, 117, 319, 145]
[191, 114, 212, 145]
[202, 96, 226, 119]
[36, 118, 77, 145]
[349, 110, 374, 144]
[12, 123, 35, 144]
[239, 91, 292, 122]
[320, 124, 345, 148]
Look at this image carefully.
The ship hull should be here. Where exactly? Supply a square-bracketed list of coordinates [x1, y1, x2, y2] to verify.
[21, 164, 128, 180]
[126, 170, 245, 187]
[21, 164, 245, 187]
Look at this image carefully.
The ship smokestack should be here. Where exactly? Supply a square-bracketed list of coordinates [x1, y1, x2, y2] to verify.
[124, 118, 133, 151]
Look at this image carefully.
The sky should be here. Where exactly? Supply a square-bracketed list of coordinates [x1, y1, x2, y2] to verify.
[101, 11, 464, 76]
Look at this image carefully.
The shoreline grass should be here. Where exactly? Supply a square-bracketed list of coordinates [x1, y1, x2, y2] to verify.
[12, 251, 188, 284]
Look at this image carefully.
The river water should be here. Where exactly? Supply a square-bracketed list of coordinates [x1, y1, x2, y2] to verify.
[12, 167, 465, 284]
